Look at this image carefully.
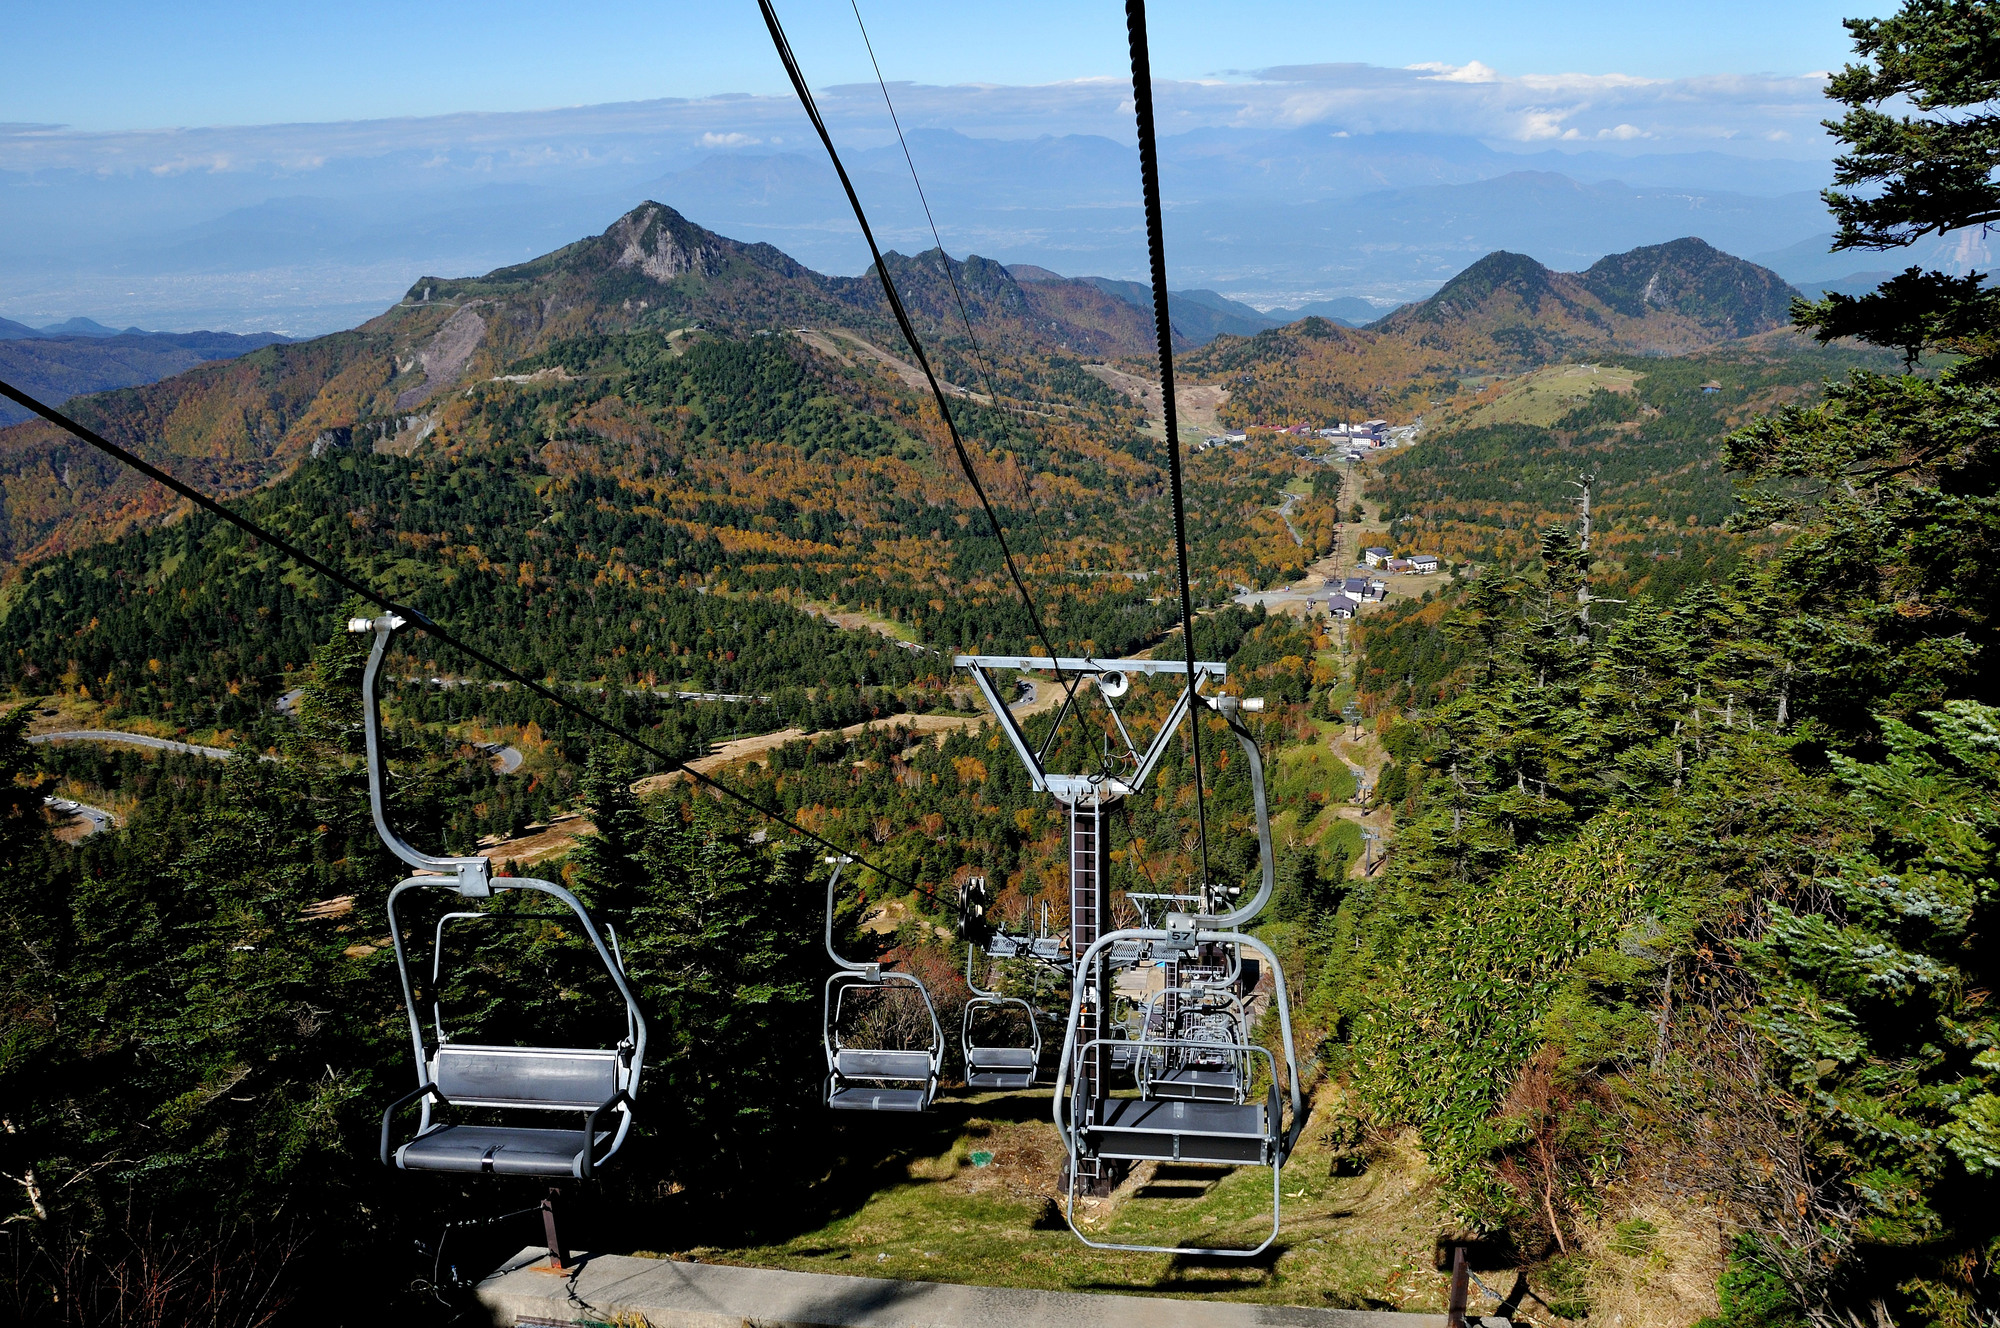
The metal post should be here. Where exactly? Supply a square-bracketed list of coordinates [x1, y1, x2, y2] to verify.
[541, 1187, 570, 1269]
[1447, 1245, 1470, 1328]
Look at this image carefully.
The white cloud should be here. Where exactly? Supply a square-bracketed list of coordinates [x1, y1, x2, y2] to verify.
[0, 59, 1836, 183]
[1408, 60, 1502, 84]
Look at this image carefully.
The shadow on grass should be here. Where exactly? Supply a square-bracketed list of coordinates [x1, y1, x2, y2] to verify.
[1069, 1242, 1287, 1294]
[650, 1088, 1049, 1251]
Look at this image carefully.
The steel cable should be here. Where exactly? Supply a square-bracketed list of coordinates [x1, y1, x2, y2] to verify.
[1123, 0, 1211, 884]
[848, 0, 1008, 416]
[0, 376, 925, 895]
[756, 0, 1088, 723]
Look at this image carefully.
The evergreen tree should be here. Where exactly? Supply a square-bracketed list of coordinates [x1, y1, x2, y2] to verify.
[0, 702, 50, 865]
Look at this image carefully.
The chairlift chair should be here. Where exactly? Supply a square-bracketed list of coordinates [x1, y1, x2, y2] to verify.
[823, 858, 943, 1112]
[1135, 983, 1249, 1104]
[961, 946, 1041, 1090]
[354, 616, 648, 1181]
[1050, 694, 1305, 1257]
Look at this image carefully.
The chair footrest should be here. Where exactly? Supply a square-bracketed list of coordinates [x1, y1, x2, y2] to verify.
[395, 1124, 608, 1176]
[828, 1085, 931, 1112]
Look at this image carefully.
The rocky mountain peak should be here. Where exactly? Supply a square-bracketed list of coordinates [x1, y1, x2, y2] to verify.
[606, 202, 734, 283]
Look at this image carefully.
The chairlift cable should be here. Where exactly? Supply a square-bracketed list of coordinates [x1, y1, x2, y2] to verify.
[0, 376, 922, 894]
[1122, 0, 1211, 885]
[847, 0, 1009, 416]
[756, 0, 1091, 731]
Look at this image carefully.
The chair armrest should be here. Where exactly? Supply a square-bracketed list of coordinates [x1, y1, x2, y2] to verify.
[580, 1089, 636, 1179]
[379, 1082, 447, 1168]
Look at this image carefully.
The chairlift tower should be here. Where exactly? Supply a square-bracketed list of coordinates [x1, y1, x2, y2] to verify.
[956, 653, 1228, 1188]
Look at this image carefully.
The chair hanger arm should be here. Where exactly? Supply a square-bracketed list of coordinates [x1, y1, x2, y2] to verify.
[350, 615, 491, 897]
[1203, 701, 1274, 929]
[822, 856, 873, 974]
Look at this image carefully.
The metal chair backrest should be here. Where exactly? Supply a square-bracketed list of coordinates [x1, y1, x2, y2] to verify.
[430, 1044, 625, 1111]
[834, 1048, 935, 1081]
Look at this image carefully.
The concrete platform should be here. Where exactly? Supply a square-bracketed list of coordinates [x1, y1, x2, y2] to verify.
[476, 1246, 1500, 1328]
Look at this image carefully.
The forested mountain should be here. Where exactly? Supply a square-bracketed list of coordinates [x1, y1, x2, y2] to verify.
[0, 202, 1197, 574]
[1366, 341, 1895, 583]
[0, 326, 291, 425]
[1578, 237, 1797, 337]
[1371, 239, 1798, 362]
[0, 200, 1326, 769]
[1181, 237, 1803, 426]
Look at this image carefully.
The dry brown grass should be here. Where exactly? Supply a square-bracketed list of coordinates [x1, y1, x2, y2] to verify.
[1577, 1198, 1724, 1328]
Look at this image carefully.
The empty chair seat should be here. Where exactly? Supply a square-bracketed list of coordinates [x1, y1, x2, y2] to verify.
[966, 1046, 1038, 1089]
[826, 1044, 939, 1112]
[396, 1123, 609, 1175]
[1084, 1096, 1274, 1166]
[384, 1044, 635, 1179]
[823, 863, 945, 1115]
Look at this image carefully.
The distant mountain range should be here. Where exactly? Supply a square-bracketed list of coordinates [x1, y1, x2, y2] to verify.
[1005, 269, 1285, 341]
[0, 204, 1805, 574]
[0, 321, 292, 426]
[2, 107, 1854, 335]
[1, 317, 152, 339]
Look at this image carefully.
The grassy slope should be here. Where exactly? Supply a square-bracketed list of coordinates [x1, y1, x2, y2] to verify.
[677, 1085, 1457, 1311]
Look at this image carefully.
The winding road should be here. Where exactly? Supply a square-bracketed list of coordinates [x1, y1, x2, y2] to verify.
[43, 795, 116, 835]
[1273, 490, 1306, 548]
[31, 728, 521, 772]
[29, 729, 254, 761]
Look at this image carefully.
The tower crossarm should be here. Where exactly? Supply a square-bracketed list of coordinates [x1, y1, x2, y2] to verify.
[954, 654, 1227, 798]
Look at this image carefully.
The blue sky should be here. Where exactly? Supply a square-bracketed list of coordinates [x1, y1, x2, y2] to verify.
[8, 0, 1890, 132]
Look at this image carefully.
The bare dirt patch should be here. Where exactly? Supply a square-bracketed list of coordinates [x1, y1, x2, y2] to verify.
[478, 812, 594, 867]
[1083, 364, 1230, 436]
